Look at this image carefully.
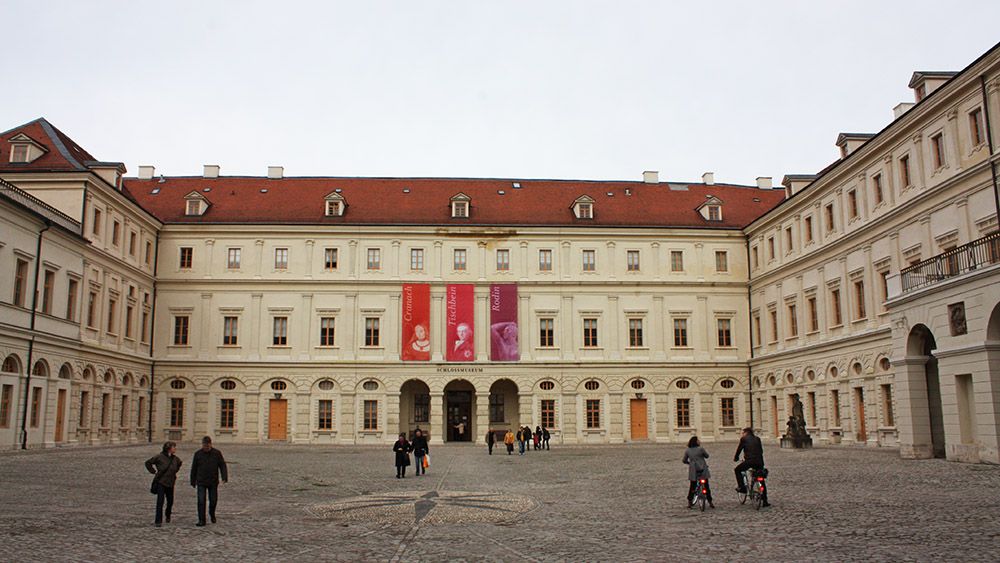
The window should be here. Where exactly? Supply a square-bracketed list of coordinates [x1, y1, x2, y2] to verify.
[626, 250, 640, 271]
[414, 394, 430, 423]
[273, 317, 288, 346]
[141, 311, 150, 343]
[125, 305, 134, 338]
[824, 204, 835, 233]
[106, 298, 117, 334]
[830, 390, 841, 427]
[325, 200, 342, 217]
[785, 227, 793, 253]
[538, 249, 553, 271]
[707, 205, 721, 221]
[119, 395, 129, 427]
[578, 203, 593, 219]
[186, 200, 201, 216]
[42, 270, 54, 314]
[752, 247, 759, 270]
[584, 380, 600, 391]
[271, 381, 288, 391]
[404, 248, 422, 271]
[453, 249, 467, 271]
[274, 248, 289, 270]
[539, 318, 555, 347]
[804, 217, 814, 244]
[87, 292, 98, 328]
[99, 393, 110, 427]
[320, 317, 336, 346]
[715, 251, 728, 273]
[753, 314, 761, 346]
[489, 392, 505, 423]
[540, 381, 555, 391]
[452, 201, 468, 218]
[586, 399, 601, 429]
[324, 248, 338, 270]
[830, 288, 842, 326]
[720, 379, 735, 389]
[881, 384, 894, 427]
[541, 399, 555, 428]
[363, 400, 378, 430]
[854, 280, 866, 320]
[670, 251, 684, 272]
[220, 380, 237, 390]
[873, 174, 884, 205]
[931, 133, 945, 169]
[717, 318, 732, 347]
[367, 248, 381, 270]
[92, 208, 102, 236]
[673, 318, 688, 347]
[787, 304, 798, 337]
[900, 155, 911, 187]
[631, 380, 645, 390]
[970, 108, 985, 146]
[879, 270, 890, 309]
[11, 144, 29, 162]
[137, 397, 146, 428]
[720, 397, 735, 427]
[807, 297, 818, 332]
[767, 237, 775, 261]
[29, 387, 42, 428]
[848, 190, 858, 220]
[628, 319, 643, 347]
[676, 398, 691, 428]
[170, 379, 187, 390]
[769, 309, 778, 342]
[219, 398, 235, 429]
[583, 318, 598, 347]
[13, 259, 28, 307]
[227, 248, 241, 269]
[492, 248, 510, 271]
[145, 241, 153, 266]
[129, 232, 137, 256]
[318, 400, 334, 429]
[582, 250, 596, 272]
[179, 247, 193, 269]
[169, 397, 184, 427]
[364, 317, 380, 347]
[173, 316, 189, 345]
[223, 316, 238, 346]
[66, 279, 78, 321]
[0, 385, 11, 428]
[112, 221, 121, 246]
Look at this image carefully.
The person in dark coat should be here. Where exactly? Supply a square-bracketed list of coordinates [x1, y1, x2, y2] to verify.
[534, 426, 542, 450]
[542, 427, 551, 450]
[411, 429, 429, 476]
[517, 427, 526, 455]
[393, 433, 412, 478]
[190, 436, 228, 526]
[145, 441, 181, 527]
[734, 427, 769, 507]
[683, 436, 714, 508]
[486, 428, 496, 455]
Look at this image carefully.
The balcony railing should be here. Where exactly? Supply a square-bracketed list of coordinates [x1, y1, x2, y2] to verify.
[898, 231, 1000, 294]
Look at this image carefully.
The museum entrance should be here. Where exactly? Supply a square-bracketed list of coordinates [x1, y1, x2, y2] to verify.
[444, 379, 475, 442]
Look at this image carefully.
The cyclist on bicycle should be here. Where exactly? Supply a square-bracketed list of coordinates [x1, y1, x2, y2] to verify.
[683, 436, 714, 509]
[734, 427, 770, 507]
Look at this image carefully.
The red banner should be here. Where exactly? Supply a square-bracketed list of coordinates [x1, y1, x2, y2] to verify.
[446, 284, 475, 362]
[401, 283, 430, 361]
[490, 284, 519, 361]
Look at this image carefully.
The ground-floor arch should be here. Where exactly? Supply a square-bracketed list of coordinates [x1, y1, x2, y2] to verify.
[399, 379, 431, 439]
[443, 379, 475, 442]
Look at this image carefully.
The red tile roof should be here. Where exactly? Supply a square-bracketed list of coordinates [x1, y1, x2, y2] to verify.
[123, 176, 785, 228]
[0, 118, 99, 172]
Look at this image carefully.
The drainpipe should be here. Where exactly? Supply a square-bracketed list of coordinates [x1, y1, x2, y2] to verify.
[21, 222, 51, 449]
[980, 76, 1000, 229]
[147, 230, 160, 443]
[745, 238, 755, 430]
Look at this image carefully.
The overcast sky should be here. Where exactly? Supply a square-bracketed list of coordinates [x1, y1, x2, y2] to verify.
[3, 1, 999, 185]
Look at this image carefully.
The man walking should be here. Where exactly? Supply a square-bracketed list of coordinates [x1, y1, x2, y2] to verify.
[191, 436, 228, 526]
[542, 426, 550, 450]
[486, 427, 496, 455]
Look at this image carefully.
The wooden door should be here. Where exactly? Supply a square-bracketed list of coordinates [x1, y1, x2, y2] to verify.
[55, 389, 66, 443]
[268, 399, 288, 441]
[855, 388, 867, 442]
[629, 399, 648, 440]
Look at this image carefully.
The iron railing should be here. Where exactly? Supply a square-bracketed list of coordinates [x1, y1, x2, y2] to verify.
[900, 231, 1000, 293]
[0, 178, 82, 234]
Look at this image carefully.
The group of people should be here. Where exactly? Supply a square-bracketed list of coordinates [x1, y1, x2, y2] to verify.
[486, 425, 550, 455]
[392, 428, 431, 478]
[682, 427, 770, 509]
[144, 436, 228, 527]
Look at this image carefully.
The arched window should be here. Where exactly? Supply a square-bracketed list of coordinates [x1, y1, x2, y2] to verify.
[362, 380, 378, 391]
[630, 380, 646, 390]
[271, 381, 288, 391]
[720, 379, 735, 389]
[675, 379, 691, 390]
[170, 379, 187, 390]
[583, 380, 600, 391]
[221, 380, 237, 390]
[318, 380, 334, 391]
[32, 361, 47, 377]
[1, 355, 20, 373]
[539, 381, 555, 391]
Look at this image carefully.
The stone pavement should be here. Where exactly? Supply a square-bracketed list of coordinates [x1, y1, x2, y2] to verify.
[1, 441, 999, 562]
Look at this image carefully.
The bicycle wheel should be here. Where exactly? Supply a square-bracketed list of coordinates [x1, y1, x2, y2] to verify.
[699, 493, 707, 512]
[737, 473, 748, 504]
[753, 482, 763, 511]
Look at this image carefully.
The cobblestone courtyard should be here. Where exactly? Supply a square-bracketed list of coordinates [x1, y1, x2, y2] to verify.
[1, 442, 999, 562]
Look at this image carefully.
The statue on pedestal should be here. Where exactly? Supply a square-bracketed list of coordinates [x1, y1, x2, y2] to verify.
[781, 395, 813, 449]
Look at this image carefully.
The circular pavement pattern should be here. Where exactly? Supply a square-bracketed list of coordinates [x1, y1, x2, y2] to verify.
[312, 490, 536, 525]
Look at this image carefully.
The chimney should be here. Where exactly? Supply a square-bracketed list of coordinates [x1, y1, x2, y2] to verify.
[268, 166, 284, 179]
[756, 176, 773, 190]
[702, 172, 715, 185]
[893, 102, 915, 119]
[138, 165, 155, 180]
[203, 165, 220, 179]
[642, 170, 658, 184]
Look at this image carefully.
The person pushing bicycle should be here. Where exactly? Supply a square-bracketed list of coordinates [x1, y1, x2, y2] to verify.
[734, 427, 770, 507]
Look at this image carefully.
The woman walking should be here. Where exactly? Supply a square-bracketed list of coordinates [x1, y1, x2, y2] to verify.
[504, 428, 516, 455]
[393, 433, 412, 479]
[145, 441, 182, 527]
[412, 429, 429, 476]
[683, 436, 714, 509]
[533, 426, 542, 450]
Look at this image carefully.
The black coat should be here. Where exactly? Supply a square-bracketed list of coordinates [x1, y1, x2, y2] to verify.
[734, 435, 765, 466]
[486, 431, 496, 444]
[145, 452, 182, 488]
[542, 428, 550, 440]
[190, 447, 228, 486]
[412, 436, 429, 457]
[393, 439, 412, 467]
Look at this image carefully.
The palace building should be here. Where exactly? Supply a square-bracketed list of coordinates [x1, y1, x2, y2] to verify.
[2, 42, 1000, 462]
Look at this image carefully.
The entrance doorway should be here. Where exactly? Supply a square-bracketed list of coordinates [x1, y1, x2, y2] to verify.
[908, 324, 945, 458]
[55, 389, 66, 443]
[444, 379, 475, 442]
[268, 399, 288, 441]
[400, 379, 431, 439]
[854, 388, 867, 443]
[630, 399, 648, 440]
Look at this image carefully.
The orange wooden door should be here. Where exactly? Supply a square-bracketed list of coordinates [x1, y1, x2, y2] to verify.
[268, 399, 288, 441]
[629, 399, 648, 440]
[55, 389, 66, 443]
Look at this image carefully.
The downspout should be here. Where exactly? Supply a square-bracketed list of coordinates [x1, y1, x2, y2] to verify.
[745, 237, 755, 430]
[21, 222, 51, 449]
[147, 230, 160, 442]
[980, 75, 1000, 228]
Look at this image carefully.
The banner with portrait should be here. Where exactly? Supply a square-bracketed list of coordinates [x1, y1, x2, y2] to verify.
[446, 284, 475, 362]
[489, 284, 519, 361]
[401, 283, 430, 361]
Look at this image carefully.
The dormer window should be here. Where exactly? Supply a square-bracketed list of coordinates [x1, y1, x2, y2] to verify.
[450, 193, 471, 218]
[7, 133, 48, 164]
[571, 195, 595, 219]
[11, 144, 28, 163]
[708, 206, 721, 221]
[183, 191, 209, 216]
[324, 192, 347, 217]
[697, 197, 724, 222]
[186, 200, 200, 215]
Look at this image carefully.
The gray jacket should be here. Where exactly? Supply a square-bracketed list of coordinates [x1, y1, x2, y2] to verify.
[683, 446, 711, 481]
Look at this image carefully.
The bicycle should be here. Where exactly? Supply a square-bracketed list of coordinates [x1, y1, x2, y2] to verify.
[691, 473, 709, 512]
[737, 467, 767, 510]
